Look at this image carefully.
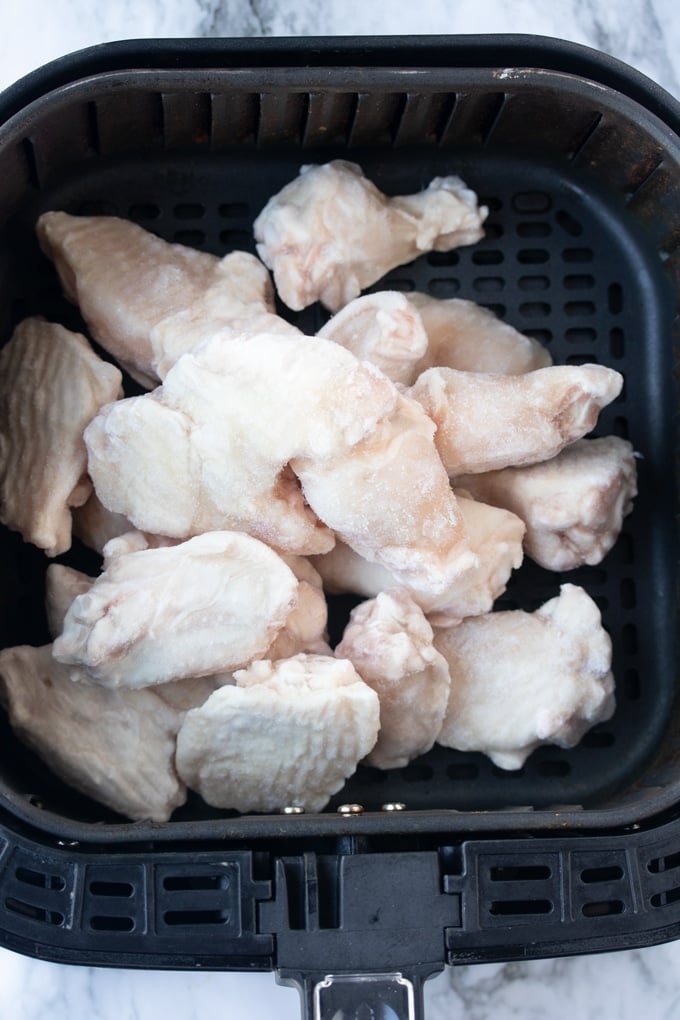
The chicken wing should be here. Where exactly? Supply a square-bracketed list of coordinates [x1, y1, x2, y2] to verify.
[254, 161, 487, 311]
[37, 211, 298, 386]
[175, 654, 380, 813]
[410, 363, 623, 475]
[335, 590, 451, 769]
[455, 437, 638, 571]
[0, 317, 122, 556]
[312, 492, 524, 626]
[0, 644, 186, 821]
[72, 490, 132, 554]
[434, 584, 614, 769]
[317, 291, 428, 385]
[45, 564, 95, 638]
[53, 531, 299, 689]
[408, 293, 552, 376]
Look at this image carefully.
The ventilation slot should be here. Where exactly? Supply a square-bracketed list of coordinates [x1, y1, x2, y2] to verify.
[581, 866, 624, 884]
[15, 867, 65, 891]
[648, 850, 680, 874]
[156, 863, 239, 934]
[90, 914, 135, 931]
[582, 900, 624, 917]
[163, 909, 229, 926]
[89, 880, 133, 898]
[162, 874, 228, 892]
[5, 897, 64, 926]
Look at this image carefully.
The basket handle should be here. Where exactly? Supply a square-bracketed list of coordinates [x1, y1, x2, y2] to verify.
[278, 968, 438, 1019]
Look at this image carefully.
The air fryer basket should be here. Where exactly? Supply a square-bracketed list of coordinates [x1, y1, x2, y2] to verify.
[0, 36, 679, 1020]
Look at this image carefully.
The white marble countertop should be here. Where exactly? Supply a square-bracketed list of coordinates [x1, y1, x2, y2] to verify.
[1, 1, 680, 1018]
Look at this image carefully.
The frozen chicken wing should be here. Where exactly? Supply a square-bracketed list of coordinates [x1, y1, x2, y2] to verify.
[409, 293, 552, 377]
[411, 363, 623, 475]
[46, 564, 95, 638]
[456, 437, 638, 571]
[267, 555, 330, 658]
[335, 590, 451, 769]
[318, 291, 428, 385]
[37, 211, 298, 386]
[0, 644, 186, 821]
[434, 584, 615, 769]
[53, 531, 299, 689]
[254, 160, 487, 311]
[72, 490, 132, 554]
[175, 654, 380, 813]
[0, 317, 122, 557]
[312, 493, 524, 626]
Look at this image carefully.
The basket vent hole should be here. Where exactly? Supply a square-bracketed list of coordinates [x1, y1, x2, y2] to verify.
[648, 850, 680, 874]
[173, 229, 205, 247]
[490, 865, 551, 882]
[517, 249, 549, 265]
[564, 274, 594, 290]
[651, 888, 680, 908]
[565, 300, 596, 316]
[565, 327, 596, 344]
[219, 228, 252, 248]
[523, 328, 552, 344]
[163, 910, 230, 926]
[519, 275, 549, 291]
[566, 353, 598, 365]
[535, 759, 571, 778]
[5, 897, 64, 926]
[89, 880, 134, 898]
[489, 898, 552, 916]
[174, 202, 205, 219]
[384, 278, 415, 293]
[473, 276, 504, 294]
[563, 247, 593, 263]
[89, 914, 135, 931]
[428, 278, 459, 298]
[78, 200, 118, 216]
[580, 730, 615, 749]
[401, 763, 434, 782]
[128, 202, 160, 221]
[219, 201, 250, 218]
[15, 867, 65, 891]
[513, 191, 552, 214]
[609, 327, 625, 359]
[582, 899, 624, 917]
[446, 762, 479, 781]
[163, 874, 228, 891]
[580, 865, 623, 884]
[427, 250, 459, 266]
[608, 283, 624, 314]
[519, 301, 550, 318]
[556, 210, 583, 236]
[517, 221, 551, 238]
[472, 250, 504, 266]
[481, 303, 505, 318]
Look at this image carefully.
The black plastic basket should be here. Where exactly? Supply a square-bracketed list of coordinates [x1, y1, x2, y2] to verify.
[0, 36, 679, 1020]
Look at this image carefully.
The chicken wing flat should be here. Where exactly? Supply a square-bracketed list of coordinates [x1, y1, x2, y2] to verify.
[0, 644, 186, 821]
[410, 363, 623, 475]
[455, 437, 638, 571]
[53, 531, 299, 689]
[254, 160, 487, 312]
[175, 654, 380, 813]
[408, 293, 552, 377]
[434, 584, 614, 769]
[72, 490, 132, 554]
[0, 317, 122, 556]
[335, 590, 451, 769]
[267, 555, 330, 658]
[317, 291, 428, 385]
[46, 564, 95, 638]
[312, 492, 524, 626]
[37, 211, 298, 386]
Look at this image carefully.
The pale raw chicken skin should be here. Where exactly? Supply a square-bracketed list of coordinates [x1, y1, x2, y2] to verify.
[175, 654, 380, 813]
[435, 584, 615, 769]
[0, 317, 122, 556]
[268, 554, 330, 658]
[45, 564, 94, 638]
[254, 161, 487, 311]
[410, 363, 623, 475]
[72, 490, 132, 554]
[408, 293, 552, 378]
[312, 493, 524, 626]
[37, 211, 298, 386]
[52, 531, 299, 689]
[335, 590, 451, 769]
[454, 437, 638, 571]
[0, 644, 186, 821]
[318, 291, 428, 385]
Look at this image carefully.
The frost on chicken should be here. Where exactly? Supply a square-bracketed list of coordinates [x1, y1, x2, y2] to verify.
[312, 493, 524, 626]
[408, 293, 553, 378]
[434, 584, 615, 770]
[0, 317, 122, 557]
[52, 531, 299, 689]
[410, 363, 623, 475]
[253, 160, 487, 312]
[0, 644, 186, 821]
[37, 211, 299, 387]
[318, 291, 429, 385]
[175, 654, 380, 813]
[454, 437, 638, 571]
[335, 591, 451, 770]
